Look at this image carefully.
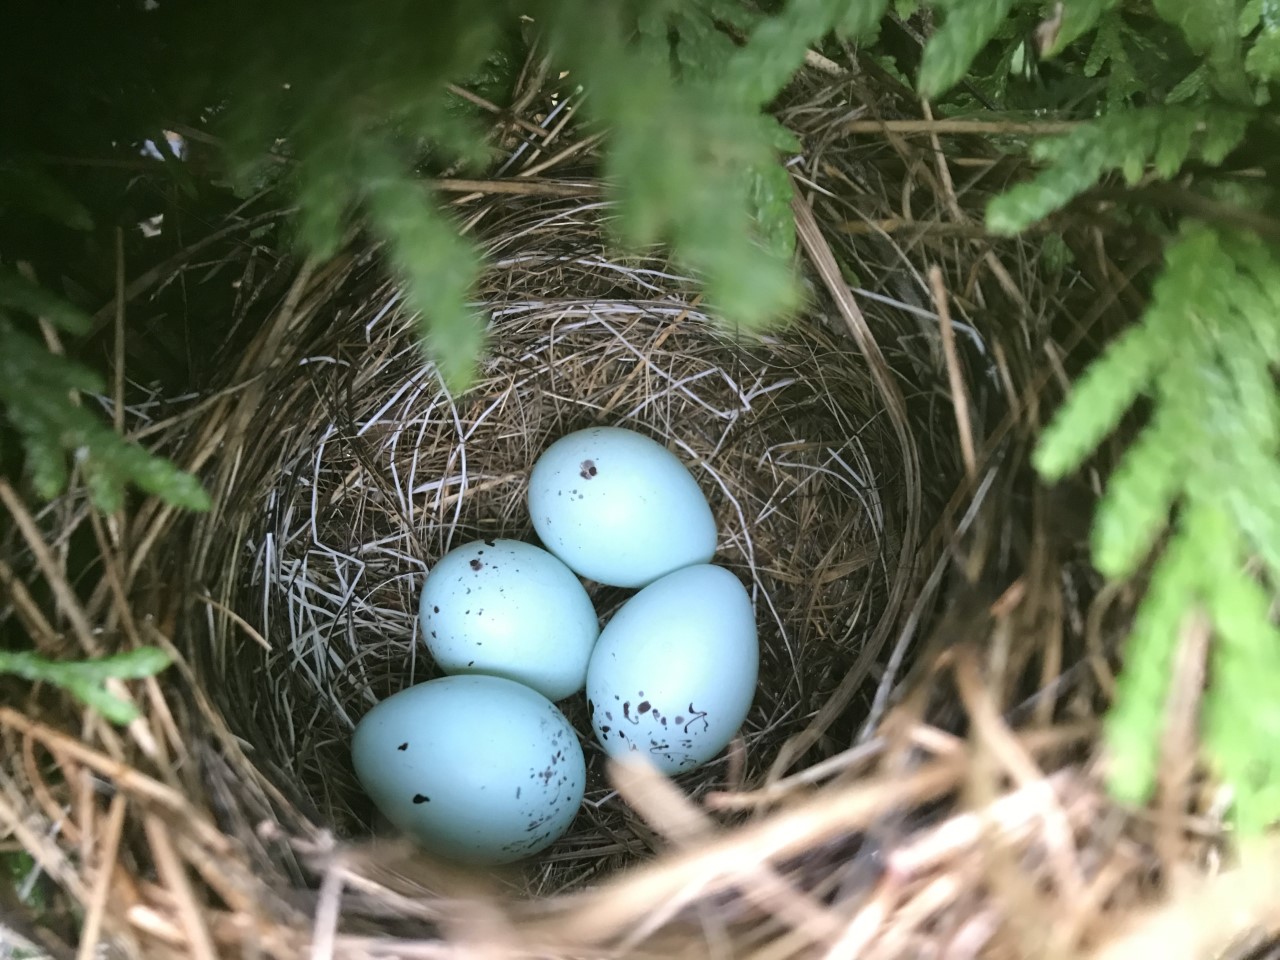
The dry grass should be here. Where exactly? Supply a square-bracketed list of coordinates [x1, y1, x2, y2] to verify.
[2, 40, 1273, 960]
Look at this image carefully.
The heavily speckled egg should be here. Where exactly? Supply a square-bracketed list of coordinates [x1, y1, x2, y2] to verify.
[585, 564, 758, 775]
[418, 539, 599, 702]
[350, 675, 586, 865]
[527, 426, 717, 588]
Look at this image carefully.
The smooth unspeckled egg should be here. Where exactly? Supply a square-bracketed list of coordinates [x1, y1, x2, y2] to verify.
[350, 675, 586, 865]
[419, 539, 599, 701]
[585, 564, 758, 775]
[528, 426, 718, 588]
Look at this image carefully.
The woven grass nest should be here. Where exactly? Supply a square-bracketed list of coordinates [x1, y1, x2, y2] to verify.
[2, 61, 1261, 960]
[206, 197, 905, 860]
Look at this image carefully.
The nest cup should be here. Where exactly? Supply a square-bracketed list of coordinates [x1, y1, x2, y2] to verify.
[184, 197, 906, 879]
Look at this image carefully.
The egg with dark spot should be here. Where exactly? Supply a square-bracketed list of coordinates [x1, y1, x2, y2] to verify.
[528, 427, 717, 588]
[586, 564, 757, 775]
[418, 539, 599, 700]
[350, 675, 585, 865]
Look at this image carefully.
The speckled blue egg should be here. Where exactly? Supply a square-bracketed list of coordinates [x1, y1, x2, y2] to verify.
[528, 427, 718, 589]
[350, 675, 586, 865]
[419, 539, 599, 701]
[585, 564, 758, 775]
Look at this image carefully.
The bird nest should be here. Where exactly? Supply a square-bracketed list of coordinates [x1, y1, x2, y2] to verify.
[2, 59, 1253, 960]
[195, 196, 906, 871]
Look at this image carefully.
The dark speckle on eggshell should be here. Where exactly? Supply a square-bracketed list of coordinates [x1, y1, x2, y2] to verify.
[412, 794, 430, 804]
[470, 558, 484, 571]
[397, 742, 408, 751]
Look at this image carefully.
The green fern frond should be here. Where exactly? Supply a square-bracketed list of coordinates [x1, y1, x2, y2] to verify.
[728, 0, 875, 105]
[0, 320, 210, 511]
[0, 269, 91, 334]
[1089, 393, 1185, 579]
[1032, 322, 1166, 481]
[1047, 0, 1122, 58]
[918, 0, 1023, 99]
[1039, 222, 1280, 829]
[985, 105, 1250, 234]
[1102, 500, 1202, 806]
[0, 648, 171, 725]
[1200, 510, 1280, 831]
[362, 157, 487, 394]
[1154, 0, 1252, 101]
[836, 0, 893, 41]
[1166, 63, 1212, 103]
[1245, 28, 1280, 81]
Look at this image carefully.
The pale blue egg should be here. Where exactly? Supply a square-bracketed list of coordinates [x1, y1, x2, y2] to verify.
[419, 539, 600, 702]
[585, 564, 758, 775]
[350, 675, 586, 865]
[528, 427, 718, 588]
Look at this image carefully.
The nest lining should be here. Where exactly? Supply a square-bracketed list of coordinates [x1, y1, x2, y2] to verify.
[190, 198, 905, 880]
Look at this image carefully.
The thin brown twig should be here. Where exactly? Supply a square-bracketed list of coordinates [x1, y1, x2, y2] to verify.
[75, 792, 128, 960]
[113, 229, 126, 435]
[0, 479, 100, 656]
[433, 177, 600, 197]
[930, 266, 976, 483]
[844, 119, 1081, 136]
[444, 83, 549, 137]
[144, 814, 219, 960]
[952, 650, 1086, 905]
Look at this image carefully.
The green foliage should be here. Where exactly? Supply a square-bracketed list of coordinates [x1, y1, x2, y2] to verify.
[1154, 0, 1252, 101]
[984, 105, 1251, 235]
[1243, 1, 1280, 81]
[918, 0, 1024, 99]
[0, 647, 172, 725]
[1033, 223, 1280, 828]
[1047, 0, 1123, 57]
[0, 313, 209, 512]
[188, 0, 897, 389]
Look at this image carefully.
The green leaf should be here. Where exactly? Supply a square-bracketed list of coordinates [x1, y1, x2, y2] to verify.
[986, 106, 1251, 234]
[1153, 0, 1252, 101]
[0, 269, 91, 334]
[836, 0, 893, 42]
[1245, 27, 1280, 80]
[918, 0, 1020, 99]
[1200, 515, 1280, 831]
[1166, 64, 1211, 103]
[1089, 392, 1188, 578]
[1045, 0, 1122, 57]
[362, 159, 486, 393]
[729, 0, 884, 106]
[1032, 325, 1164, 481]
[0, 647, 172, 726]
[0, 323, 210, 510]
[1103, 504, 1202, 806]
